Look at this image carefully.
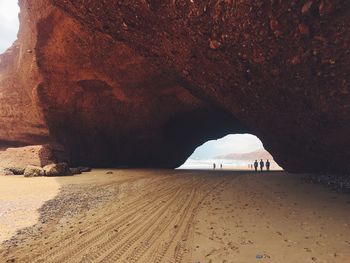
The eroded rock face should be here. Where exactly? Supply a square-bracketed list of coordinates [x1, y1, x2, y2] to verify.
[0, 0, 349, 173]
[0, 145, 56, 170]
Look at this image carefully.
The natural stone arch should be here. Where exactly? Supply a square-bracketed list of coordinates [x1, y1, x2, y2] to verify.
[0, 0, 349, 174]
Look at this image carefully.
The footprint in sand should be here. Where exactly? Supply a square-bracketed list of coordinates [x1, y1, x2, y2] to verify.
[315, 241, 325, 247]
[205, 248, 217, 257]
[284, 239, 296, 244]
[227, 242, 239, 251]
[240, 240, 254, 245]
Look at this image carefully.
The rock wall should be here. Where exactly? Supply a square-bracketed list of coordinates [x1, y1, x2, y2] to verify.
[0, 0, 349, 173]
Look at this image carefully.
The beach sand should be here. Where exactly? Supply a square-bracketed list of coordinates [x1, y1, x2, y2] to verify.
[0, 176, 60, 243]
[0, 169, 349, 263]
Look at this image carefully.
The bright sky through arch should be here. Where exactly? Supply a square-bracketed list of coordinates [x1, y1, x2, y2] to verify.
[189, 134, 264, 160]
[0, 0, 20, 53]
[179, 134, 283, 170]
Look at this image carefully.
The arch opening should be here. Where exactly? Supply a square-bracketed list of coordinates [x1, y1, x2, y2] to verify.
[0, 0, 19, 54]
[178, 134, 283, 171]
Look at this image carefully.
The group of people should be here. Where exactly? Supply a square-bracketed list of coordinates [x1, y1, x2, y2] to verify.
[213, 163, 223, 170]
[212, 160, 271, 171]
[249, 159, 270, 172]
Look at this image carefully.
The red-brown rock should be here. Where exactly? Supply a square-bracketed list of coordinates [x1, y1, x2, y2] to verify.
[0, 0, 349, 174]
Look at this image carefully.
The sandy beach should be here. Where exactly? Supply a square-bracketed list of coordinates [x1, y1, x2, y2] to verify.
[0, 169, 349, 263]
[0, 176, 60, 243]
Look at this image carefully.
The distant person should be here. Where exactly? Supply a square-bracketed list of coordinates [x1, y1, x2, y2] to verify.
[254, 160, 258, 172]
[260, 159, 264, 171]
[266, 159, 271, 171]
[213, 163, 216, 170]
[220, 164, 223, 169]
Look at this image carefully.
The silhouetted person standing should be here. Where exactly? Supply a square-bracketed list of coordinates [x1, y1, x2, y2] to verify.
[260, 159, 264, 171]
[220, 164, 223, 169]
[266, 159, 271, 171]
[213, 163, 216, 170]
[254, 160, 258, 172]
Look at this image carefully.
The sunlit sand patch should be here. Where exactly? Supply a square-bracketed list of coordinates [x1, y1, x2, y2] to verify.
[0, 176, 60, 243]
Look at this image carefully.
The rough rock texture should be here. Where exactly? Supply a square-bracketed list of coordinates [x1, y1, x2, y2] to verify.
[43, 163, 71, 176]
[24, 165, 45, 177]
[0, 0, 349, 173]
[0, 168, 15, 176]
[5, 167, 25, 175]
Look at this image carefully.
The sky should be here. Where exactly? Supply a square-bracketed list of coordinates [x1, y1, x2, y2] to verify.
[189, 134, 264, 160]
[179, 134, 283, 170]
[0, 0, 19, 53]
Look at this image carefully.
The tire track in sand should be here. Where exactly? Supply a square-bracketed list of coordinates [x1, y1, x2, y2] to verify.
[78, 188, 187, 263]
[33, 176, 188, 262]
[84, 177, 207, 263]
[144, 179, 227, 263]
[37, 177, 202, 263]
[105, 182, 202, 263]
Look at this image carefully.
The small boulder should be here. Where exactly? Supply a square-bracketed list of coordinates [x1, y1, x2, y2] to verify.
[70, 168, 81, 175]
[44, 163, 72, 176]
[24, 165, 45, 177]
[0, 167, 15, 176]
[78, 166, 91, 173]
[5, 166, 25, 175]
[106, 171, 114, 174]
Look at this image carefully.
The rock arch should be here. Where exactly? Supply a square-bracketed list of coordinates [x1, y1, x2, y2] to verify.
[0, 0, 349, 173]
